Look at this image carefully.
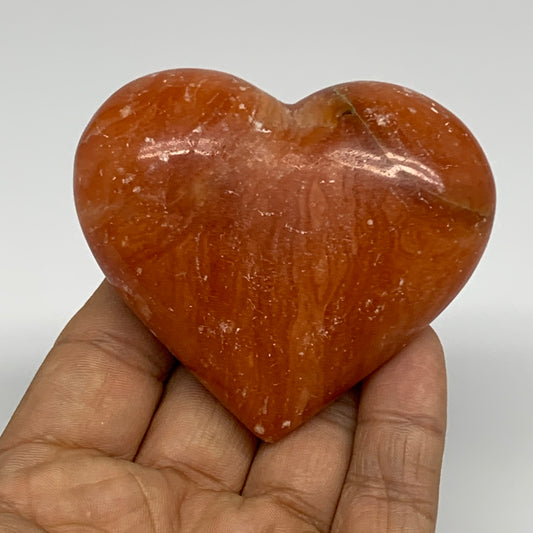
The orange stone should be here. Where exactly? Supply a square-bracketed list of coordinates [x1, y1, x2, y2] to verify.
[74, 69, 495, 441]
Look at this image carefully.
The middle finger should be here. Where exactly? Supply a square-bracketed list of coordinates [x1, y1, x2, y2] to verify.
[135, 366, 257, 492]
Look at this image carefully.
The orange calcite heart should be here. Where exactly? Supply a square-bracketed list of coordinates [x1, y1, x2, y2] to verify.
[74, 69, 495, 441]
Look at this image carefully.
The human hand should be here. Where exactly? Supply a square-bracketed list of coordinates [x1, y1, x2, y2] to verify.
[0, 281, 446, 532]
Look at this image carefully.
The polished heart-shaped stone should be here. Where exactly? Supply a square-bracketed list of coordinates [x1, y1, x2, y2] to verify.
[74, 69, 495, 441]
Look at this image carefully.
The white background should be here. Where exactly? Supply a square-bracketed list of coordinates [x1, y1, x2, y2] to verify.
[1, 1, 532, 530]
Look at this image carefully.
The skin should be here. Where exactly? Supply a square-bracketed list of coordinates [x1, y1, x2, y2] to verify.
[0, 281, 446, 532]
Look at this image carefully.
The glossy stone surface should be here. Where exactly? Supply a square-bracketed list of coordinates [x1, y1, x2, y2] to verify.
[74, 69, 495, 441]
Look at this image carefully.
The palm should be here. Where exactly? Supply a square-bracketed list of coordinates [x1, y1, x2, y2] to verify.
[0, 447, 320, 531]
[2, 446, 334, 531]
[0, 283, 446, 532]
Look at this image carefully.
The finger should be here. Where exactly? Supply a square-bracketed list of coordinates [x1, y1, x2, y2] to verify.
[0, 281, 175, 459]
[332, 327, 447, 533]
[135, 366, 257, 492]
[241, 389, 358, 532]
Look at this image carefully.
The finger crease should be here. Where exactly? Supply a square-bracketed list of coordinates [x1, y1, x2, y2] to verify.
[358, 409, 445, 438]
[345, 472, 437, 523]
[156, 459, 236, 493]
[54, 334, 174, 383]
[256, 486, 327, 533]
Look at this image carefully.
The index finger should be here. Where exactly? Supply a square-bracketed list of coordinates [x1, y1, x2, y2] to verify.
[0, 281, 175, 459]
